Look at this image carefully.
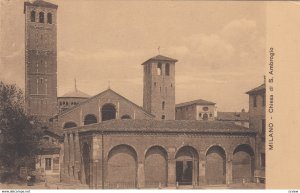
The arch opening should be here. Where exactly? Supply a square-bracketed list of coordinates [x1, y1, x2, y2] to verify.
[84, 114, 97, 125]
[205, 146, 226, 184]
[63, 122, 77, 129]
[30, 11, 35, 22]
[232, 144, 255, 183]
[101, 104, 116, 121]
[47, 13, 52, 24]
[106, 144, 137, 188]
[121, 114, 131, 119]
[175, 146, 199, 186]
[39, 12, 44, 23]
[144, 146, 168, 188]
[203, 113, 208, 120]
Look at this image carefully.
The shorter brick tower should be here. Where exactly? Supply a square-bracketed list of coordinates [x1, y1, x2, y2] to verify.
[142, 55, 177, 120]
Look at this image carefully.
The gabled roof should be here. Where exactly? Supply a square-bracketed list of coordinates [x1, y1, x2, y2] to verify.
[217, 112, 249, 121]
[176, 99, 216, 108]
[24, 0, 58, 12]
[142, 55, 178, 65]
[58, 88, 155, 117]
[59, 89, 90, 98]
[246, 84, 265, 95]
[68, 119, 255, 134]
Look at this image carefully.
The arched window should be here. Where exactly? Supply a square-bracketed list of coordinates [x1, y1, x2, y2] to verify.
[39, 12, 44, 23]
[63, 122, 77, 129]
[84, 114, 97, 125]
[101, 104, 116, 121]
[253, 96, 257, 107]
[165, 63, 170, 76]
[157, 63, 162, 75]
[47, 13, 52, 24]
[203, 113, 208, 120]
[162, 101, 165, 110]
[121, 114, 131, 119]
[30, 11, 35, 22]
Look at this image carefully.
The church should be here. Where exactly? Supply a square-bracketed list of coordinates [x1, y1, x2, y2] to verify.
[23, 0, 265, 188]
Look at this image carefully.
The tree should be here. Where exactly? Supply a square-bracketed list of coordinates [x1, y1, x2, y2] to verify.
[0, 81, 43, 181]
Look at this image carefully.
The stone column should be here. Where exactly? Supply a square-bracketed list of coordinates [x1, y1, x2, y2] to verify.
[63, 133, 70, 176]
[74, 132, 81, 180]
[137, 161, 145, 188]
[226, 153, 233, 184]
[167, 159, 176, 187]
[198, 160, 206, 185]
[69, 133, 75, 179]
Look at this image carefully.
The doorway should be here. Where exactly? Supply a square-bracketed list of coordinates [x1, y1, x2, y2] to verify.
[176, 161, 193, 185]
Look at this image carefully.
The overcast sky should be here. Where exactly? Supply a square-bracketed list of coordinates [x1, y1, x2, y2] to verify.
[0, 0, 266, 111]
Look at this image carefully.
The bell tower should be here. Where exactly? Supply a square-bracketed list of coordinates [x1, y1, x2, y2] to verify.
[142, 55, 177, 120]
[24, 0, 58, 122]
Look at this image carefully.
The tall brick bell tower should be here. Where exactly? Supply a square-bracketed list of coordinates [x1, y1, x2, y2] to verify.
[24, 0, 58, 122]
[142, 55, 177, 120]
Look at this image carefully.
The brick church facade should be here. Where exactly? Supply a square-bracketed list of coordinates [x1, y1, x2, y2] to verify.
[24, 0, 265, 188]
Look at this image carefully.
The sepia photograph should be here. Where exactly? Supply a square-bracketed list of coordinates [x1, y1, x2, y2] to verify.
[1, 0, 299, 191]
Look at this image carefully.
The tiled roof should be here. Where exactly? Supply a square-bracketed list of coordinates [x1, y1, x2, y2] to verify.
[68, 119, 255, 134]
[217, 112, 249, 121]
[246, 84, 265, 94]
[142, 55, 178, 65]
[24, 0, 58, 10]
[59, 89, 90, 98]
[176, 99, 216, 108]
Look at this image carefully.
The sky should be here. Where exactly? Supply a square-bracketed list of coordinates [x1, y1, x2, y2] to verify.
[0, 0, 266, 112]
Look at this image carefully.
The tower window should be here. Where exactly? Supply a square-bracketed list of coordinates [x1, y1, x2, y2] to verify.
[162, 101, 165, 110]
[39, 12, 44, 23]
[47, 13, 52, 24]
[157, 63, 162, 75]
[154, 82, 156, 86]
[30, 11, 36, 22]
[40, 78, 43, 84]
[161, 115, 165, 120]
[253, 96, 257, 107]
[262, 94, 265, 106]
[45, 158, 52, 170]
[165, 63, 170, 76]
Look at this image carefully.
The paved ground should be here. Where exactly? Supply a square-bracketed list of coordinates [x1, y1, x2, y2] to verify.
[0, 182, 265, 189]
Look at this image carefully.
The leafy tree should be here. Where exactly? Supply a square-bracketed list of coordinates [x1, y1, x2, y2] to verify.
[0, 81, 43, 180]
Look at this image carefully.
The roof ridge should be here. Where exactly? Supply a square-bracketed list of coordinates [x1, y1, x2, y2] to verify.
[142, 54, 178, 65]
[176, 98, 216, 107]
